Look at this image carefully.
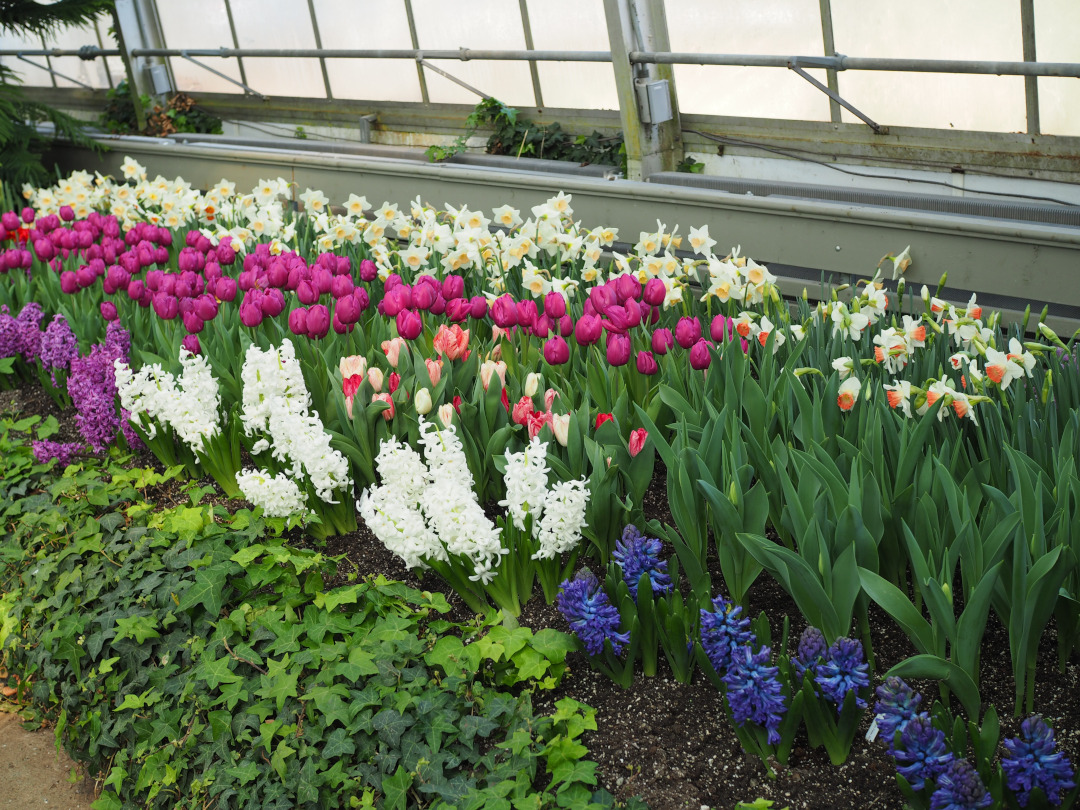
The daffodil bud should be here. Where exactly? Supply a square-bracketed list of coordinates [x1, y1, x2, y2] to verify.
[415, 387, 432, 415]
[524, 372, 540, 398]
[1039, 321, 1059, 342]
[1042, 369, 1053, 405]
[1021, 304, 1032, 335]
[936, 273, 948, 295]
[921, 285, 930, 303]
[896, 278, 905, 298]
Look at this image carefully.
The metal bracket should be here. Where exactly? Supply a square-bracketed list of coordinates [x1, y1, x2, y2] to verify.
[416, 54, 490, 99]
[788, 56, 887, 135]
[180, 50, 266, 99]
[16, 54, 95, 90]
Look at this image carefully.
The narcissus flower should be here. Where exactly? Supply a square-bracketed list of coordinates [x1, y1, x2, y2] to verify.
[884, 380, 914, 417]
[837, 377, 861, 411]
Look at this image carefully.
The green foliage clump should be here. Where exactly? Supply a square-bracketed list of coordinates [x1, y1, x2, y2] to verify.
[101, 80, 222, 137]
[0, 413, 614, 810]
[426, 97, 624, 172]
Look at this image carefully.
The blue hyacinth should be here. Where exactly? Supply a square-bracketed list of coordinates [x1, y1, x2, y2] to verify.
[612, 525, 673, 599]
[700, 593, 755, 675]
[556, 570, 630, 657]
[1002, 715, 1076, 807]
[814, 636, 870, 711]
[722, 643, 787, 745]
[793, 626, 827, 681]
[874, 677, 923, 754]
[894, 714, 955, 791]
[930, 759, 994, 810]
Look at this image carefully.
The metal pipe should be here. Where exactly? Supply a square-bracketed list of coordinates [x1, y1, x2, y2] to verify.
[816, 0, 842, 123]
[305, 0, 333, 100]
[221, 0, 249, 91]
[6, 46, 1080, 79]
[632, 51, 1080, 78]
[518, 0, 544, 108]
[1020, 0, 1040, 135]
[403, 0, 429, 104]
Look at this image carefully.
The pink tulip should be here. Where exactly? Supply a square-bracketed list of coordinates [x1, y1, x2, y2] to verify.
[372, 392, 394, 421]
[512, 396, 534, 426]
[382, 336, 406, 368]
[629, 428, 648, 457]
[425, 358, 442, 386]
[432, 324, 470, 360]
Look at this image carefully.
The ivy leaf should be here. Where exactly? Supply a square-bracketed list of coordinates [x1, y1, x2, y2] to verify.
[381, 766, 413, 810]
[270, 740, 295, 782]
[303, 685, 353, 728]
[257, 656, 299, 711]
[372, 708, 409, 747]
[199, 656, 242, 689]
[322, 727, 356, 759]
[227, 760, 259, 786]
[176, 564, 230, 618]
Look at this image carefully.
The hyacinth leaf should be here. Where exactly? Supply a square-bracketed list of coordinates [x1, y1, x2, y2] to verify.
[886, 655, 981, 721]
[858, 567, 938, 657]
[968, 705, 999, 774]
[953, 560, 1002, 684]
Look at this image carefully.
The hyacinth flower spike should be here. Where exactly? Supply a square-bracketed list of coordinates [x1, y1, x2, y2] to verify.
[1002, 715, 1076, 808]
[556, 569, 636, 687]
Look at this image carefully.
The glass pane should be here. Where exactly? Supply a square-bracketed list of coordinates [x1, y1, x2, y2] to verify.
[0, 29, 55, 86]
[1034, 0, 1080, 136]
[410, 0, 534, 106]
[229, 0, 326, 97]
[45, 19, 114, 89]
[157, 0, 245, 93]
[312, 0, 421, 102]
[525, 0, 616, 110]
[831, 0, 1026, 131]
[666, 0, 830, 120]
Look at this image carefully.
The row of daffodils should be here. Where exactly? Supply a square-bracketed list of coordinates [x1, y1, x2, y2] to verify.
[2, 158, 1079, 809]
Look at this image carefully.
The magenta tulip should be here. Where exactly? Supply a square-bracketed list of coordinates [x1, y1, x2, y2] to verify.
[359, 259, 378, 282]
[100, 302, 118, 321]
[152, 293, 179, 320]
[441, 275, 464, 301]
[544, 290, 567, 319]
[288, 307, 309, 336]
[615, 273, 641, 302]
[336, 294, 361, 325]
[182, 311, 204, 334]
[490, 295, 518, 328]
[575, 313, 602, 346]
[675, 316, 702, 349]
[469, 295, 488, 319]
[59, 270, 78, 294]
[544, 335, 570, 365]
[606, 332, 631, 366]
[261, 288, 285, 317]
[306, 304, 330, 338]
[239, 297, 264, 328]
[195, 295, 218, 321]
[397, 309, 423, 340]
[652, 327, 674, 355]
[412, 283, 436, 311]
[711, 314, 734, 342]
[1, 212, 18, 231]
[330, 275, 354, 300]
[181, 334, 201, 355]
[689, 339, 712, 371]
[297, 279, 319, 305]
[215, 277, 237, 302]
[445, 297, 470, 322]
[636, 350, 659, 375]
[559, 313, 574, 337]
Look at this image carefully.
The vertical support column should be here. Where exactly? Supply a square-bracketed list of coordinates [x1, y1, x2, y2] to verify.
[404, 0, 430, 104]
[93, 17, 114, 89]
[222, 0, 250, 90]
[603, 0, 682, 180]
[113, 0, 172, 100]
[1020, 0, 1040, 135]
[39, 34, 58, 88]
[110, 3, 146, 130]
[305, 0, 333, 100]
[817, 0, 842, 123]
[518, 0, 544, 109]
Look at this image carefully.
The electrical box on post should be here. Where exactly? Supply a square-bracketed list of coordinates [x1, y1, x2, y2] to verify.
[635, 78, 672, 125]
[149, 64, 173, 96]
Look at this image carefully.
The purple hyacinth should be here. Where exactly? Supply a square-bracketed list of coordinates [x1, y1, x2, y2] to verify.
[612, 525, 673, 599]
[894, 714, 954, 791]
[874, 677, 923, 754]
[40, 314, 79, 383]
[793, 626, 827, 681]
[556, 570, 630, 657]
[815, 636, 870, 710]
[930, 759, 993, 810]
[722, 643, 787, 745]
[1002, 715, 1076, 807]
[68, 344, 121, 453]
[103, 320, 130, 363]
[14, 302, 43, 360]
[700, 593, 755, 675]
[31, 440, 84, 467]
[0, 306, 16, 357]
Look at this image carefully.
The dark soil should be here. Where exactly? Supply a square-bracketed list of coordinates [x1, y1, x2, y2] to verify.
[4, 380, 1079, 810]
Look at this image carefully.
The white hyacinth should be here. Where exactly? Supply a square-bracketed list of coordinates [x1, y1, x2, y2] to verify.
[533, 479, 591, 560]
[499, 436, 550, 531]
[238, 339, 351, 504]
[114, 349, 221, 453]
[236, 468, 309, 518]
[357, 487, 443, 570]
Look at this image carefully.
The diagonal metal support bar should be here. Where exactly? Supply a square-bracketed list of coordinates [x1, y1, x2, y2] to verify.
[788, 58, 885, 134]
[416, 57, 490, 99]
[16, 54, 95, 90]
[180, 51, 265, 99]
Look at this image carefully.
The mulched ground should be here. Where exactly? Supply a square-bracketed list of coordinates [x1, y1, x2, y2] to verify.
[3, 380, 1078, 810]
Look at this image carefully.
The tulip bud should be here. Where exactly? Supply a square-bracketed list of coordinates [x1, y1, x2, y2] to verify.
[425, 358, 442, 386]
[544, 290, 567, 320]
[306, 304, 330, 338]
[396, 309, 423, 340]
[490, 295, 518, 328]
[441, 275, 464, 301]
[652, 327, 674, 355]
[628, 428, 648, 457]
[606, 333, 631, 366]
[675, 316, 701, 349]
[543, 335, 570, 365]
[415, 387, 433, 415]
[636, 350, 659, 375]
[438, 402, 455, 428]
[367, 367, 384, 392]
[574, 313, 602, 346]
[181, 334, 201, 355]
[522, 372, 540, 398]
[551, 413, 570, 446]
[100, 301, 118, 321]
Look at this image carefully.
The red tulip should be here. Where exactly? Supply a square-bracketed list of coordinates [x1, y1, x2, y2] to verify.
[595, 412, 614, 431]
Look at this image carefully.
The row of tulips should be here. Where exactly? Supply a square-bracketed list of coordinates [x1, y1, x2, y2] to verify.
[4, 163, 1080, 798]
